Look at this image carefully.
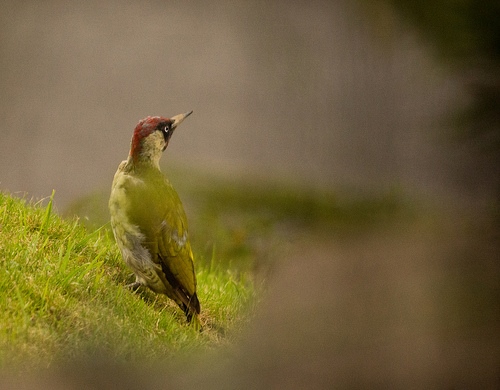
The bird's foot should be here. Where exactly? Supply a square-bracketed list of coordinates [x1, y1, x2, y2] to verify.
[126, 281, 142, 292]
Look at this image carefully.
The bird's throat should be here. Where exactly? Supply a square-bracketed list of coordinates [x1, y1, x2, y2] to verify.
[129, 133, 165, 170]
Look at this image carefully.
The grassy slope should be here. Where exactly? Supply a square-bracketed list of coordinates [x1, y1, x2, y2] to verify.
[0, 191, 255, 371]
[0, 171, 407, 372]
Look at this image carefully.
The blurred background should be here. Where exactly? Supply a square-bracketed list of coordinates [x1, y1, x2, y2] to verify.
[1, 0, 499, 387]
[1, 0, 498, 208]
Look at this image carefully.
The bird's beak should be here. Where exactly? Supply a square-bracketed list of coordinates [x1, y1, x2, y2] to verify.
[171, 110, 193, 129]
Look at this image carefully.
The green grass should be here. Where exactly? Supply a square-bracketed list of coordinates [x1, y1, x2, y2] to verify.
[0, 191, 256, 372]
[1, 170, 409, 373]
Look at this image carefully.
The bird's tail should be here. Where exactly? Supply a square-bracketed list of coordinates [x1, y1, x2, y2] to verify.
[184, 292, 202, 331]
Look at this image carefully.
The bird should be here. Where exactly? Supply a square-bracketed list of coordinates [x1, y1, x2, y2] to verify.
[108, 111, 201, 328]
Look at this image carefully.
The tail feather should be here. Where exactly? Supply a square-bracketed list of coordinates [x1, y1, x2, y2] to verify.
[182, 292, 201, 330]
[189, 292, 201, 315]
[159, 255, 201, 324]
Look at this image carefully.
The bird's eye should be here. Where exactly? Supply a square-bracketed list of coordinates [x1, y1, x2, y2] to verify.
[159, 122, 172, 143]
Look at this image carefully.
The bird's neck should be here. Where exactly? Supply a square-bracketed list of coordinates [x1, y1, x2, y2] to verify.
[129, 146, 164, 172]
[126, 151, 162, 172]
[128, 132, 165, 171]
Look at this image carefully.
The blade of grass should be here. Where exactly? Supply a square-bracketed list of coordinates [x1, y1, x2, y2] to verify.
[40, 190, 56, 235]
[210, 243, 216, 273]
[13, 282, 29, 328]
[58, 238, 74, 275]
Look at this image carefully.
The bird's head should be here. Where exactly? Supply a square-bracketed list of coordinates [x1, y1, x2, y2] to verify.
[129, 111, 193, 167]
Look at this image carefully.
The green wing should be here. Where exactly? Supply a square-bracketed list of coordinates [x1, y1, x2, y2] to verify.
[126, 168, 199, 314]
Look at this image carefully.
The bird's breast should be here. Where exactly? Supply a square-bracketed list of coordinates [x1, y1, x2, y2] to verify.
[109, 170, 145, 247]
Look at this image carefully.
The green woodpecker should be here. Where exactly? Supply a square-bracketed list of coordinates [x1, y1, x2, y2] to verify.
[109, 112, 201, 326]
